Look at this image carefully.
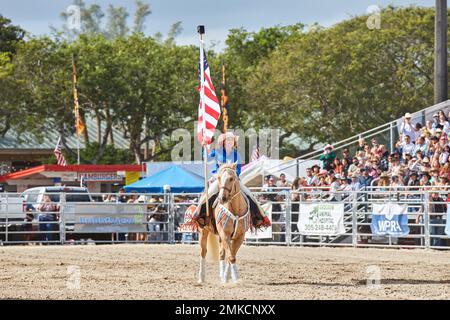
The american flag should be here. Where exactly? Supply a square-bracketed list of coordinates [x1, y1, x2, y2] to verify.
[251, 146, 261, 162]
[197, 48, 221, 145]
[54, 137, 67, 166]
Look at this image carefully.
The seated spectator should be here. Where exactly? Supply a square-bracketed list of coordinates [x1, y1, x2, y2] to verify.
[311, 165, 321, 177]
[407, 172, 420, 189]
[430, 169, 440, 185]
[333, 158, 344, 175]
[305, 167, 319, 186]
[348, 157, 360, 177]
[377, 172, 391, 190]
[414, 136, 428, 156]
[359, 168, 373, 188]
[342, 148, 352, 163]
[341, 158, 351, 177]
[401, 135, 415, 162]
[276, 173, 290, 188]
[420, 173, 431, 187]
[391, 175, 404, 190]
[356, 138, 366, 152]
[350, 174, 363, 191]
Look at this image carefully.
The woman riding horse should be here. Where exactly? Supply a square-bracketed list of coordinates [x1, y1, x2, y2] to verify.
[194, 132, 271, 229]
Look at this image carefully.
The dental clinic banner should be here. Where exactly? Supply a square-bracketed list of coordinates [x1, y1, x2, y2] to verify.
[298, 203, 345, 236]
[371, 203, 410, 236]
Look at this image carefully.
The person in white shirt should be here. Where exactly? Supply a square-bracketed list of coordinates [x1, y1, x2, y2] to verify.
[349, 174, 362, 191]
[329, 175, 342, 201]
[305, 167, 318, 186]
[400, 113, 415, 143]
[401, 135, 415, 162]
[414, 136, 428, 156]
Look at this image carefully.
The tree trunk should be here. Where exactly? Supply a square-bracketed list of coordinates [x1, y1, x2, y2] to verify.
[95, 109, 102, 144]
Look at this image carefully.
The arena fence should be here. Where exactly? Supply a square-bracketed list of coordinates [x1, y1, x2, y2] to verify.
[0, 188, 448, 249]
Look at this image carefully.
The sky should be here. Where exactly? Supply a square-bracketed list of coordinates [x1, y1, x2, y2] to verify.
[0, 0, 435, 50]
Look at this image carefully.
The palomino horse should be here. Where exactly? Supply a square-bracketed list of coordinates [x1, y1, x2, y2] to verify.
[197, 163, 251, 284]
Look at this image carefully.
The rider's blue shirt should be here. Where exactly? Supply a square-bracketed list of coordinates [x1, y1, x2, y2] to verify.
[207, 147, 242, 176]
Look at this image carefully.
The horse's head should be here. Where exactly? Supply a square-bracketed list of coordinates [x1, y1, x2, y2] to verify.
[217, 163, 238, 204]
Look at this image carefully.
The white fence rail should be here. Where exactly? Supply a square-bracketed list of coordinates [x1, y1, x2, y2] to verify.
[0, 189, 448, 249]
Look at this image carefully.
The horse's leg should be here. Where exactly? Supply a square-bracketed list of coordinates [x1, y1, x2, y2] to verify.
[229, 233, 245, 283]
[220, 235, 232, 284]
[219, 237, 226, 281]
[198, 228, 208, 283]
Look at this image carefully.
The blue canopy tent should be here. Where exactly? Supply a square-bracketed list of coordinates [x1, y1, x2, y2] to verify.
[124, 165, 205, 193]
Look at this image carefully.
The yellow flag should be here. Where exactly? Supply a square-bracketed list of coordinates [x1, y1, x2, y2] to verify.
[72, 56, 86, 137]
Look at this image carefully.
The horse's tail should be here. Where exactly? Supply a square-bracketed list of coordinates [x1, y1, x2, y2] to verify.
[207, 232, 219, 262]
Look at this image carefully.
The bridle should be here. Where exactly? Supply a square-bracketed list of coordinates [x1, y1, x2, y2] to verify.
[218, 167, 240, 202]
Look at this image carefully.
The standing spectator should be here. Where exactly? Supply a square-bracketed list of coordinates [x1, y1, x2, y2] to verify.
[427, 192, 447, 247]
[37, 195, 59, 243]
[319, 144, 336, 171]
[400, 113, 415, 143]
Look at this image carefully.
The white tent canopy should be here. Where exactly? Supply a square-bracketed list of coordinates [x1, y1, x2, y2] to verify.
[239, 156, 290, 187]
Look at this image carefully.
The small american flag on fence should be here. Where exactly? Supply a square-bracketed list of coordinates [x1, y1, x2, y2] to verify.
[251, 146, 261, 162]
[197, 49, 221, 145]
[54, 137, 67, 166]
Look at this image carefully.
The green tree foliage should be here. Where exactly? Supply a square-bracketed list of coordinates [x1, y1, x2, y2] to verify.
[241, 6, 447, 156]
[0, 14, 25, 54]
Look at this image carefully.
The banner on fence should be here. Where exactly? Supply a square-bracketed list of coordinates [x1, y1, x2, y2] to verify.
[371, 203, 410, 236]
[245, 202, 273, 239]
[298, 203, 345, 236]
[74, 203, 148, 233]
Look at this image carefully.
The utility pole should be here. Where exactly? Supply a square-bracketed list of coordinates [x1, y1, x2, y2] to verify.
[434, 0, 448, 104]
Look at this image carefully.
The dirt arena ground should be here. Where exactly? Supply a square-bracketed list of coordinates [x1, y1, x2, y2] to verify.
[0, 244, 449, 300]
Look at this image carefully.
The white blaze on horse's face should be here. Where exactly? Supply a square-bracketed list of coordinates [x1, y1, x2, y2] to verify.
[218, 168, 236, 204]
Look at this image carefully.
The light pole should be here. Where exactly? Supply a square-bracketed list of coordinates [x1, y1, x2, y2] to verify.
[434, 0, 448, 104]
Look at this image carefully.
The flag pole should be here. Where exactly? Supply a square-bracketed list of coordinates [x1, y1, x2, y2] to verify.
[198, 25, 210, 218]
[72, 54, 80, 165]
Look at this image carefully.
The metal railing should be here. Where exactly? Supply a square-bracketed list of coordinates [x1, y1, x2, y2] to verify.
[0, 189, 448, 249]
